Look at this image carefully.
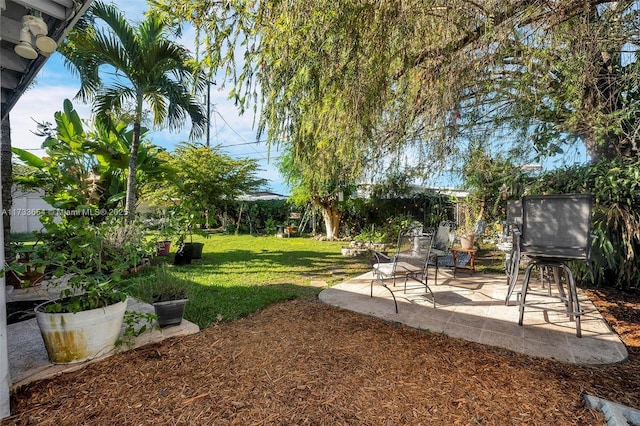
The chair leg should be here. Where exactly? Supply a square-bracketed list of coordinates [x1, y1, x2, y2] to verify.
[553, 267, 567, 303]
[384, 284, 399, 313]
[425, 281, 436, 308]
[518, 264, 535, 326]
[559, 264, 582, 337]
[505, 253, 521, 305]
[424, 265, 430, 288]
[371, 276, 398, 313]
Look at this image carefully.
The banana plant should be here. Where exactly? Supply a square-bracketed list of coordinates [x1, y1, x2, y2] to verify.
[13, 99, 169, 221]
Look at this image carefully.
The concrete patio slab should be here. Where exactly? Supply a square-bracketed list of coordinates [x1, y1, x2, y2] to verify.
[319, 270, 628, 365]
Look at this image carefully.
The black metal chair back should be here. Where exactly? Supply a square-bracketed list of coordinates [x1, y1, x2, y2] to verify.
[521, 194, 593, 260]
[433, 221, 453, 251]
[507, 200, 522, 226]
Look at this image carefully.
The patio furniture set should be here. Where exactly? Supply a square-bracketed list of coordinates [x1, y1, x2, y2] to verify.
[370, 193, 594, 337]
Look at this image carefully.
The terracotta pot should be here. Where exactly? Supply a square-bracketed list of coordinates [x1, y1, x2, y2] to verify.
[459, 234, 475, 250]
[7, 268, 45, 288]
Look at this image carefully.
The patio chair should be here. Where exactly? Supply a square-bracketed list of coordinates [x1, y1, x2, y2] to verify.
[510, 194, 593, 337]
[370, 229, 435, 313]
[502, 200, 522, 291]
[425, 221, 473, 283]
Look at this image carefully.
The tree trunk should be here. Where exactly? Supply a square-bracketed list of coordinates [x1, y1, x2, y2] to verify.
[1, 115, 12, 260]
[315, 198, 341, 240]
[311, 207, 317, 236]
[235, 203, 244, 235]
[125, 98, 143, 223]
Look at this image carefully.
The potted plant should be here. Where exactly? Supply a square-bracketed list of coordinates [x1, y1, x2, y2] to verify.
[137, 266, 189, 327]
[32, 217, 147, 364]
[173, 207, 206, 264]
[5, 241, 52, 288]
[457, 226, 476, 250]
[35, 271, 128, 363]
[155, 210, 178, 256]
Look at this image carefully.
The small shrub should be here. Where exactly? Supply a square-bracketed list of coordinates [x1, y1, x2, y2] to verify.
[136, 266, 190, 303]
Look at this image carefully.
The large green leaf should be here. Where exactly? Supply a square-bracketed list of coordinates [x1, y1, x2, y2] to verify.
[11, 147, 45, 168]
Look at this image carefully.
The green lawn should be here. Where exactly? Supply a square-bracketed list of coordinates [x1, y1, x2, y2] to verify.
[124, 235, 371, 328]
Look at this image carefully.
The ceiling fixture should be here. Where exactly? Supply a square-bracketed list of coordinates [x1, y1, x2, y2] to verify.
[13, 12, 58, 60]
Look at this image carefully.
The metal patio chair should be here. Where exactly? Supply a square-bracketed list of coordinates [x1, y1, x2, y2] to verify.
[510, 194, 593, 337]
[370, 229, 435, 313]
[502, 200, 523, 295]
[425, 221, 474, 283]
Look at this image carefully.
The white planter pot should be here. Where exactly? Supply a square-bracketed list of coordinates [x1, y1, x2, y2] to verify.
[35, 299, 127, 364]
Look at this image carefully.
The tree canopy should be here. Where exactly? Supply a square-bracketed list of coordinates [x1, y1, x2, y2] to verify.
[150, 1, 640, 170]
[147, 0, 640, 241]
[143, 142, 266, 226]
[12, 99, 166, 219]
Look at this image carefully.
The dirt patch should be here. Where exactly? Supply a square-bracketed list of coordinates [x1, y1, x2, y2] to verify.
[3, 288, 640, 425]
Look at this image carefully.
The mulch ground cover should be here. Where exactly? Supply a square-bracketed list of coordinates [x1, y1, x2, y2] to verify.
[3, 287, 640, 425]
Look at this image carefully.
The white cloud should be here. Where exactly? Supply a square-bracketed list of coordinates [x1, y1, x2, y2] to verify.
[11, 84, 91, 154]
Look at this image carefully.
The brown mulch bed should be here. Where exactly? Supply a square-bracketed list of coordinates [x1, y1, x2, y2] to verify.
[3, 288, 640, 425]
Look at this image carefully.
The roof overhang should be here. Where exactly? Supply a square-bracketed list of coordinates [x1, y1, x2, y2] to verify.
[1, 0, 94, 121]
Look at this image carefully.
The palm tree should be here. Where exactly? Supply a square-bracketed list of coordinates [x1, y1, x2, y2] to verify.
[61, 2, 206, 221]
[1, 115, 13, 259]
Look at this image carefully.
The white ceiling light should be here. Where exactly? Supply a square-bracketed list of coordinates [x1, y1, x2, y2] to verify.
[13, 13, 58, 60]
[14, 26, 38, 60]
[26, 14, 58, 54]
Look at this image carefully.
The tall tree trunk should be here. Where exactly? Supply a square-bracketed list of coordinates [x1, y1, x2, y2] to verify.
[1, 115, 12, 261]
[125, 99, 143, 223]
[315, 198, 341, 240]
[235, 203, 244, 235]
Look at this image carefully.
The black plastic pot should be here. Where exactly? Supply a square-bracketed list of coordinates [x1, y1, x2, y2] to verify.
[153, 299, 188, 327]
[184, 242, 204, 260]
[173, 243, 194, 266]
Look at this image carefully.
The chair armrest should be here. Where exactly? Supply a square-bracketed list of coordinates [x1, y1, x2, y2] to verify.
[370, 251, 392, 266]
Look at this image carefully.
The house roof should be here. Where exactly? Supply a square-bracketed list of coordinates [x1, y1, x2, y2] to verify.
[1, 0, 94, 120]
[237, 192, 288, 201]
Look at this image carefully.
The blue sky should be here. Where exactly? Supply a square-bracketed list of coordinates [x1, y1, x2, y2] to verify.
[10, 1, 289, 195]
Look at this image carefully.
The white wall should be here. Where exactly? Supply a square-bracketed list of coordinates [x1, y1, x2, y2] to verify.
[10, 188, 58, 234]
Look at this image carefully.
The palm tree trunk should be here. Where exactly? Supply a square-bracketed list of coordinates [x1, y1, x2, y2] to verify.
[125, 99, 143, 223]
[1, 115, 12, 260]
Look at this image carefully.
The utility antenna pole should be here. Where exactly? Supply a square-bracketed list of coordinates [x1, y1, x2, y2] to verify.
[206, 81, 211, 148]
[205, 79, 217, 148]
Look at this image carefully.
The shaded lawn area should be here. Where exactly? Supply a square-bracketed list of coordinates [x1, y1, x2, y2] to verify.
[126, 235, 371, 328]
